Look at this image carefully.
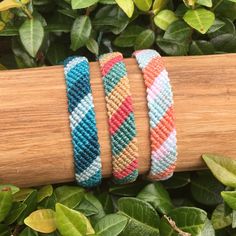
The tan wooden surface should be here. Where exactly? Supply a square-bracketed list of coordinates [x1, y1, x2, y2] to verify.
[0, 54, 236, 187]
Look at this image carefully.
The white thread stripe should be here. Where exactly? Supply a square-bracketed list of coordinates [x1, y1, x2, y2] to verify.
[75, 156, 101, 182]
[70, 93, 93, 130]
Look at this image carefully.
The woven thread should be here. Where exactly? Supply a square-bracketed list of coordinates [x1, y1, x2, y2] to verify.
[64, 56, 102, 187]
[99, 52, 138, 184]
[133, 49, 177, 180]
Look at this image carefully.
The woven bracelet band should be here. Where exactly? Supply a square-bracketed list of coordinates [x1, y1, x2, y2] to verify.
[99, 52, 139, 184]
[64, 56, 102, 188]
[133, 49, 177, 180]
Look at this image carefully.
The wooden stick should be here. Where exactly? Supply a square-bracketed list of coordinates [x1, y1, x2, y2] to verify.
[0, 54, 236, 187]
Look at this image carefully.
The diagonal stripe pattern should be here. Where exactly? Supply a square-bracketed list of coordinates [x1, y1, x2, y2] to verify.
[64, 56, 102, 187]
[133, 49, 177, 180]
[99, 52, 138, 184]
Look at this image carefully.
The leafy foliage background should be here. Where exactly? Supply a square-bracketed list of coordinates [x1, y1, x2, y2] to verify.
[2, 154, 236, 235]
[0, 0, 235, 69]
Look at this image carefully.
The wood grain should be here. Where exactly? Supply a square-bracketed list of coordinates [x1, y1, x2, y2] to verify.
[0, 54, 236, 187]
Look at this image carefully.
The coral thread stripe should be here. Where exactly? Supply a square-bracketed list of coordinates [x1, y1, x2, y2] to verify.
[101, 55, 123, 75]
[109, 96, 133, 135]
[99, 52, 138, 184]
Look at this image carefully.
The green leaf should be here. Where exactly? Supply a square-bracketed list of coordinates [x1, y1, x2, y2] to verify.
[211, 33, 236, 53]
[99, 0, 116, 4]
[118, 197, 160, 236]
[202, 154, 236, 188]
[164, 20, 192, 41]
[115, 0, 134, 18]
[17, 190, 38, 225]
[0, 224, 10, 236]
[97, 193, 114, 214]
[189, 40, 215, 55]
[201, 219, 215, 236]
[83, 193, 106, 224]
[109, 180, 149, 197]
[0, 21, 5, 31]
[38, 193, 56, 210]
[13, 188, 34, 202]
[154, 10, 178, 31]
[24, 209, 56, 234]
[19, 227, 38, 236]
[93, 5, 129, 34]
[4, 202, 27, 225]
[191, 173, 224, 206]
[134, 29, 155, 50]
[0, 185, 19, 194]
[0, 190, 12, 223]
[152, 0, 168, 14]
[162, 172, 190, 189]
[38, 185, 53, 203]
[211, 204, 232, 230]
[183, 8, 215, 34]
[19, 18, 44, 57]
[133, 0, 152, 11]
[70, 16, 92, 51]
[113, 25, 144, 48]
[95, 214, 128, 236]
[160, 207, 208, 235]
[86, 38, 99, 55]
[55, 203, 87, 236]
[12, 39, 36, 68]
[71, 0, 99, 9]
[208, 18, 235, 38]
[156, 36, 189, 56]
[221, 191, 236, 210]
[137, 183, 174, 215]
[197, 0, 213, 7]
[207, 18, 225, 33]
[0, 25, 18, 36]
[76, 199, 99, 217]
[213, 0, 236, 21]
[232, 210, 236, 228]
[55, 186, 85, 209]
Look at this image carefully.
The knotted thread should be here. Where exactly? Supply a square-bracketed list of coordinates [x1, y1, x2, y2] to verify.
[99, 52, 139, 184]
[133, 49, 177, 180]
[64, 56, 102, 187]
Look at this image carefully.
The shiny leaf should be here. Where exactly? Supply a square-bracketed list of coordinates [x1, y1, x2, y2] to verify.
[71, 0, 99, 9]
[70, 16, 92, 51]
[133, 0, 152, 11]
[221, 191, 236, 210]
[19, 18, 44, 57]
[183, 8, 215, 34]
[0, 190, 12, 223]
[134, 29, 155, 50]
[137, 183, 174, 214]
[115, 0, 134, 18]
[24, 209, 56, 233]
[118, 197, 160, 236]
[55, 186, 85, 209]
[95, 214, 128, 236]
[202, 154, 236, 188]
[211, 204, 232, 230]
[154, 10, 178, 30]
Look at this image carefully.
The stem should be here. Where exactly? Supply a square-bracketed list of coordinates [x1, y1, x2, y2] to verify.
[22, 6, 33, 19]
[164, 215, 191, 236]
[12, 225, 21, 236]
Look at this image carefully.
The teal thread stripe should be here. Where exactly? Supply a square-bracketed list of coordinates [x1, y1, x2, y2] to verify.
[64, 56, 102, 188]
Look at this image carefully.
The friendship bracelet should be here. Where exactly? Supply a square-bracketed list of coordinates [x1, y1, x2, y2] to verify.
[99, 52, 139, 184]
[64, 56, 102, 188]
[133, 49, 177, 180]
